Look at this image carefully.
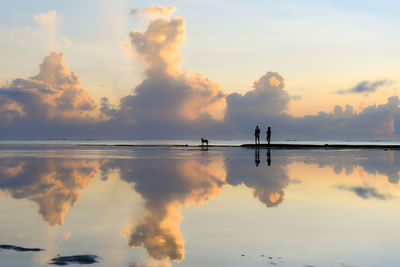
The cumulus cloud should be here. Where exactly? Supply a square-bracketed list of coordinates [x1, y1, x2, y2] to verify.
[0, 52, 106, 138]
[227, 72, 289, 116]
[336, 184, 393, 200]
[0, 52, 98, 121]
[337, 80, 392, 94]
[224, 72, 290, 133]
[130, 5, 176, 18]
[101, 7, 225, 137]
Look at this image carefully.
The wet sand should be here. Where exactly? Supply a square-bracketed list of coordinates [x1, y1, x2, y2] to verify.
[239, 144, 400, 150]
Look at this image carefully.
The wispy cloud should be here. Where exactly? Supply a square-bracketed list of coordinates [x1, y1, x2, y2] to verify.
[336, 80, 392, 95]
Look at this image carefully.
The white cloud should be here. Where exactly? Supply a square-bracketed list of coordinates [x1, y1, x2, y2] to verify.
[130, 5, 176, 19]
[64, 37, 72, 46]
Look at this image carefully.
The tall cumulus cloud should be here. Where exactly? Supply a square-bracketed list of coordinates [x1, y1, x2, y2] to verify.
[103, 6, 226, 137]
[0, 52, 105, 138]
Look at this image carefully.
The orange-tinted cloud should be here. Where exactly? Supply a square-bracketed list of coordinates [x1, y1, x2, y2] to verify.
[0, 52, 102, 124]
[109, 6, 225, 127]
[130, 5, 176, 19]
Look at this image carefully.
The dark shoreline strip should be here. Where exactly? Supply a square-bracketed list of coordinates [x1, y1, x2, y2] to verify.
[240, 144, 400, 150]
[76, 143, 400, 150]
[1, 143, 399, 150]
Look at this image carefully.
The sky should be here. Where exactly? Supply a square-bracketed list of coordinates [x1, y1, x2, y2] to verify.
[1, 0, 400, 140]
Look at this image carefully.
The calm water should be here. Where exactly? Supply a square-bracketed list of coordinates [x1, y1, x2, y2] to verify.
[1, 145, 400, 266]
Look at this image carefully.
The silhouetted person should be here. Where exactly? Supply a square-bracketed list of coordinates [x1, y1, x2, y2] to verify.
[267, 149, 271, 166]
[266, 126, 271, 145]
[254, 125, 260, 145]
[255, 148, 260, 167]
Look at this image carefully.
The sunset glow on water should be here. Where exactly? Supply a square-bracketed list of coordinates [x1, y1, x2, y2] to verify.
[1, 146, 400, 266]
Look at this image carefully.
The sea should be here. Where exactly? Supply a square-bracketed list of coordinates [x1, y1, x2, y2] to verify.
[1, 140, 400, 266]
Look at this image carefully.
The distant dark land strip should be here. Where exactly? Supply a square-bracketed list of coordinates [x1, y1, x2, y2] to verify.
[240, 144, 400, 150]
[75, 143, 400, 150]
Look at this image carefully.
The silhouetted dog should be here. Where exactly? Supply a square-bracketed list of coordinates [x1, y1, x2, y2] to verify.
[201, 138, 208, 146]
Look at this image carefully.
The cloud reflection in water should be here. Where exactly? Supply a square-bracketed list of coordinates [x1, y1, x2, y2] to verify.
[0, 158, 106, 225]
[1, 148, 400, 266]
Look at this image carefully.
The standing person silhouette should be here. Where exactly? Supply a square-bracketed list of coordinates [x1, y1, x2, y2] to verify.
[266, 126, 271, 145]
[254, 126, 260, 145]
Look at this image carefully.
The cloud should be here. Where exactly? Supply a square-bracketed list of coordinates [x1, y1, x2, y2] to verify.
[129, 14, 185, 74]
[64, 37, 72, 46]
[130, 6, 176, 18]
[337, 80, 392, 94]
[33, 10, 60, 49]
[34, 10, 58, 27]
[336, 184, 393, 200]
[101, 7, 225, 137]
[224, 72, 290, 133]
[226, 72, 290, 116]
[0, 52, 98, 121]
[0, 52, 106, 138]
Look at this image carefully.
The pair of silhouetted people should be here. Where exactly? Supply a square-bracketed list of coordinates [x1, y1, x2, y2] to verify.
[254, 126, 271, 145]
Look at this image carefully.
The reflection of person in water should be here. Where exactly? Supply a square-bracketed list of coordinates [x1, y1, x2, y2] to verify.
[255, 148, 260, 167]
[267, 149, 271, 166]
[266, 126, 271, 145]
[254, 126, 260, 145]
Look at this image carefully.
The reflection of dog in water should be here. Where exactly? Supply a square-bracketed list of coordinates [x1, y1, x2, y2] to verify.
[201, 138, 209, 146]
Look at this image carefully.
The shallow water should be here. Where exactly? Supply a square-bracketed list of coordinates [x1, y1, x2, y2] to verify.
[1, 146, 400, 266]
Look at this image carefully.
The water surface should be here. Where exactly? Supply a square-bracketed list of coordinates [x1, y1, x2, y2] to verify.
[1, 146, 400, 266]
